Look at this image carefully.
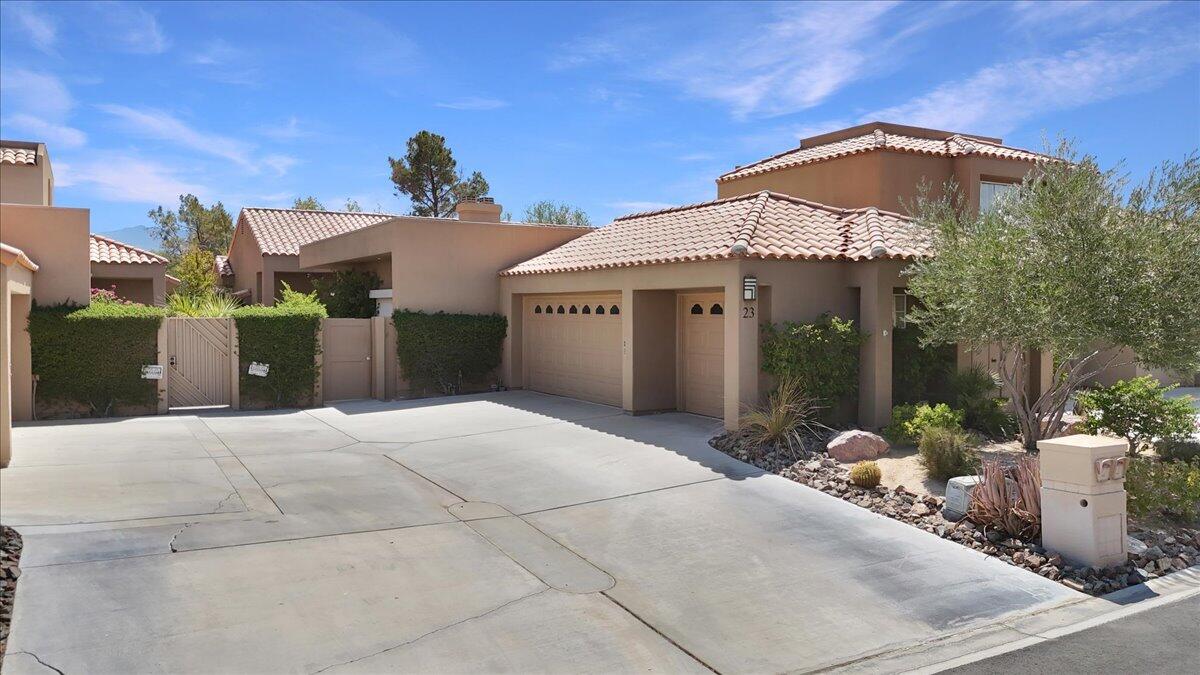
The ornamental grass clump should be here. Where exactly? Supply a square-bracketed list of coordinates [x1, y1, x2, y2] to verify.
[849, 460, 882, 488]
[917, 426, 978, 481]
[967, 455, 1041, 540]
[740, 376, 829, 460]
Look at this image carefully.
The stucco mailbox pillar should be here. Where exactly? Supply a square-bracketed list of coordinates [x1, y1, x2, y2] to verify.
[1037, 434, 1129, 568]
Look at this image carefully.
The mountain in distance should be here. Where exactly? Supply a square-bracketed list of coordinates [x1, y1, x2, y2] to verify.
[94, 225, 161, 253]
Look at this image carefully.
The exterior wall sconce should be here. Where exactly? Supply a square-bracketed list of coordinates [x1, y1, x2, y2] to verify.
[742, 275, 757, 301]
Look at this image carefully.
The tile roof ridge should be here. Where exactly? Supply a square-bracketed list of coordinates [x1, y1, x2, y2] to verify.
[241, 206, 401, 217]
[730, 191, 770, 255]
[843, 204, 912, 221]
[758, 190, 860, 216]
[860, 207, 888, 258]
[90, 233, 169, 263]
[716, 130, 883, 182]
[611, 192, 762, 221]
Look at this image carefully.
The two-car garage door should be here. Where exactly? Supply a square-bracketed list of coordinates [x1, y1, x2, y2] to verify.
[523, 295, 622, 407]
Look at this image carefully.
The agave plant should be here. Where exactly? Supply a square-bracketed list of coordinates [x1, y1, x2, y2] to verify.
[167, 291, 242, 317]
[967, 455, 1041, 539]
[739, 376, 830, 460]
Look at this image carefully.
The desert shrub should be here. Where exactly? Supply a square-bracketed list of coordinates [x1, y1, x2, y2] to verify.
[948, 367, 1015, 438]
[918, 426, 978, 481]
[891, 323, 954, 405]
[232, 285, 326, 408]
[313, 269, 381, 318]
[739, 376, 829, 460]
[393, 309, 507, 395]
[885, 402, 964, 445]
[1156, 438, 1200, 463]
[1125, 457, 1200, 522]
[28, 301, 167, 416]
[1075, 377, 1196, 452]
[849, 460, 882, 488]
[167, 290, 241, 317]
[968, 456, 1041, 539]
[760, 314, 865, 408]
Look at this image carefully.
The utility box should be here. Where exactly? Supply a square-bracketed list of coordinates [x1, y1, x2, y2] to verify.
[943, 475, 981, 520]
[1037, 434, 1129, 568]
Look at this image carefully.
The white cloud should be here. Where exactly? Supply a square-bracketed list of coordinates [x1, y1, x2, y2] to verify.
[97, 104, 256, 170]
[434, 97, 509, 111]
[262, 154, 298, 177]
[1, 113, 87, 148]
[678, 152, 715, 162]
[607, 200, 676, 213]
[867, 32, 1200, 134]
[257, 116, 310, 141]
[91, 1, 168, 54]
[0, 68, 87, 147]
[1009, 1, 1165, 33]
[3, 1, 57, 54]
[56, 154, 206, 204]
[187, 38, 239, 66]
[549, 2, 962, 119]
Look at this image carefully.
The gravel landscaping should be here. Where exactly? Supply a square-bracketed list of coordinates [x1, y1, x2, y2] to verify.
[1, 525, 21, 666]
[711, 430, 1200, 597]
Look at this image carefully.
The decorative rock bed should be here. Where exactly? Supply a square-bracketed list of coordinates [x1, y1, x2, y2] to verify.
[1, 525, 21, 663]
[711, 431, 1200, 597]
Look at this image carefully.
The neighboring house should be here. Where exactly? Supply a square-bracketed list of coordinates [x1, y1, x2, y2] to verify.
[303, 122, 1053, 430]
[1, 140, 91, 464]
[0, 140, 54, 206]
[225, 208, 399, 305]
[90, 234, 172, 305]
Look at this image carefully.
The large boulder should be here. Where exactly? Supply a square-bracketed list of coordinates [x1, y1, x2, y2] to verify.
[827, 430, 889, 463]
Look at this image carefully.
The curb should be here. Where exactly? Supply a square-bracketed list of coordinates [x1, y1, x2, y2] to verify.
[829, 564, 1200, 674]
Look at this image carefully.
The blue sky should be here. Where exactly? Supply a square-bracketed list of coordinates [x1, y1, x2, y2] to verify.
[2, 0, 1198, 238]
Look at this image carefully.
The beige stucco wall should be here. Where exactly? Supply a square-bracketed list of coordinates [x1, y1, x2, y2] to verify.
[717, 150, 1036, 215]
[0, 143, 54, 206]
[0, 203, 90, 305]
[226, 219, 264, 302]
[301, 217, 590, 315]
[1, 253, 36, 467]
[91, 261, 167, 305]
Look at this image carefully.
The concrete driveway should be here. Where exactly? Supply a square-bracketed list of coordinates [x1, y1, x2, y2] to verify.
[1, 391, 1079, 674]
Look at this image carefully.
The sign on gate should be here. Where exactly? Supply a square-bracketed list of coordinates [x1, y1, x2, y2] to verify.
[248, 362, 270, 377]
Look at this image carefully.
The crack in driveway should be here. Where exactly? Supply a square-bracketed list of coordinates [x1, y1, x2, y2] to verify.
[309, 588, 551, 673]
[10, 651, 66, 674]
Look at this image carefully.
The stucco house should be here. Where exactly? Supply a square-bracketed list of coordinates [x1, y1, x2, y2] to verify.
[300, 121, 1054, 430]
[90, 234, 176, 305]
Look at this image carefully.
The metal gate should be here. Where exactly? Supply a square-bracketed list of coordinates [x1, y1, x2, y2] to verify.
[166, 317, 233, 408]
[322, 318, 372, 401]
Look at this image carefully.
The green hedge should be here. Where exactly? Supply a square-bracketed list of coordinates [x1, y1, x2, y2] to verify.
[232, 303, 325, 407]
[28, 302, 167, 416]
[393, 309, 507, 394]
[760, 313, 865, 405]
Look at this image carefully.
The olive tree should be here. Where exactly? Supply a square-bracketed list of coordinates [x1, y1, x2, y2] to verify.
[905, 143, 1200, 450]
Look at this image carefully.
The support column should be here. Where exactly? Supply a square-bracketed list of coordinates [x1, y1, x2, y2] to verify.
[621, 287, 635, 413]
[157, 320, 169, 414]
[370, 316, 386, 400]
[10, 294, 32, 422]
[723, 264, 758, 430]
[228, 319, 240, 411]
[312, 321, 324, 407]
[857, 263, 894, 429]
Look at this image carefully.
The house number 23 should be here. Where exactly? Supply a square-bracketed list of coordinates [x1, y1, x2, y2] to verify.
[742, 306, 755, 319]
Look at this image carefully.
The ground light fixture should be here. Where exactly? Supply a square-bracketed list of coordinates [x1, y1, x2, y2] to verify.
[743, 275, 757, 301]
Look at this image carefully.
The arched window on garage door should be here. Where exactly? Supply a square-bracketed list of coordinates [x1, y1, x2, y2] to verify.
[690, 303, 704, 315]
[610, 305, 620, 315]
[569, 305, 578, 314]
[582, 305, 591, 314]
[556, 305, 565, 314]
[534, 305, 542, 314]
[710, 303, 724, 315]
[595, 305, 605, 314]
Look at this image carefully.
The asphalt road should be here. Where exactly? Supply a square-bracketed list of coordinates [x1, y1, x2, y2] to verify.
[950, 595, 1200, 674]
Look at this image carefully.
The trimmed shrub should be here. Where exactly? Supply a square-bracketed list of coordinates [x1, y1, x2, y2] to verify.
[28, 301, 167, 416]
[313, 269, 381, 319]
[1075, 377, 1196, 452]
[760, 313, 865, 415]
[918, 426, 978, 481]
[849, 460, 882, 488]
[1126, 457, 1200, 522]
[393, 309, 507, 395]
[1157, 438, 1200, 463]
[232, 287, 326, 408]
[884, 402, 964, 446]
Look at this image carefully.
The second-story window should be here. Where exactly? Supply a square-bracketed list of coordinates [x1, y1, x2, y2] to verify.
[979, 181, 1016, 212]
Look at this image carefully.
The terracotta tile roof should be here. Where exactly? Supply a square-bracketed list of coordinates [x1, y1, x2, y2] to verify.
[0, 145, 38, 165]
[89, 234, 168, 264]
[719, 128, 1049, 182]
[502, 191, 928, 276]
[239, 207, 398, 256]
[214, 254, 233, 276]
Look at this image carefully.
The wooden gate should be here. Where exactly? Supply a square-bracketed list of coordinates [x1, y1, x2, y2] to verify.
[166, 317, 233, 408]
[322, 318, 372, 401]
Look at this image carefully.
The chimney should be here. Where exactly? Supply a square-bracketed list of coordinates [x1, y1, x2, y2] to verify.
[455, 197, 502, 223]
